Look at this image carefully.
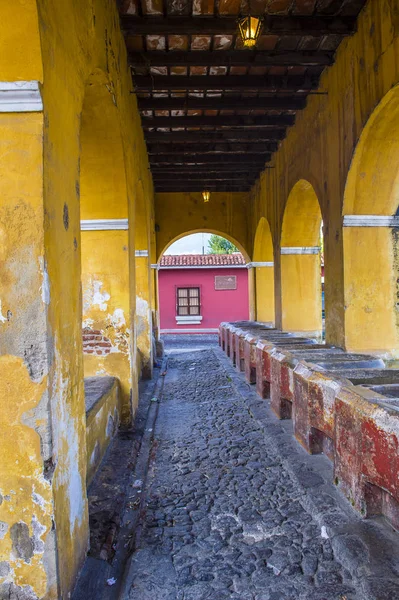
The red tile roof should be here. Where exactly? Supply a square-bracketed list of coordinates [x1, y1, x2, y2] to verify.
[160, 253, 246, 267]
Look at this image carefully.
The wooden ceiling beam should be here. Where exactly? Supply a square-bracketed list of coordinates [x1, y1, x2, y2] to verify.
[122, 16, 356, 36]
[155, 184, 251, 194]
[129, 50, 333, 67]
[142, 115, 295, 128]
[154, 179, 254, 185]
[153, 173, 253, 179]
[148, 142, 278, 153]
[145, 129, 285, 142]
[134, 75, 318, 92]
[151, 168, 262, 175]
[150, 154, 270, 163]
[138, 97, 306, 111]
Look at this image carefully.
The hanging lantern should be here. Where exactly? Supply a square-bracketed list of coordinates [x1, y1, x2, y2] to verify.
[237, 15, 263, 48]
[202, 190, 210, 203]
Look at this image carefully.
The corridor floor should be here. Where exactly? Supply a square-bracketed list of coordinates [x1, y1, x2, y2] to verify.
[122, 336, 399, 600]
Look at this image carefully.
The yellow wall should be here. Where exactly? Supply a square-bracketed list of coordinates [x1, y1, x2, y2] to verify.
[249, 0, 399, 351]
[155, 192, 251, 260]
[0, 0, 154, 598]
[0, 1, 43, 81]
[0, 109, 56, 598]
[81, 231, 132, 422]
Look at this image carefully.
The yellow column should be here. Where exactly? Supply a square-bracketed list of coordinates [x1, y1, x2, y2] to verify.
[343, 217, 399, 356]
[253, 262, 275, 324]
[0, 90, 88, 599]
[280, 247, 322, 337]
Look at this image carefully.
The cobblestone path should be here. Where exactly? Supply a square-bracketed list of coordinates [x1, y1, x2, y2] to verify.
[123, 342, 399, 600]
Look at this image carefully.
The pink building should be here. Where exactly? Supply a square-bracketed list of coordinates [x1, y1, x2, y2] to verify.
[158, 253, 249, 333]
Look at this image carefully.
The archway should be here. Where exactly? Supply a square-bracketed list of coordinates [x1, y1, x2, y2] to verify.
[80, 70, 133, 423]
[158, 232, 249, 333]
[159, 229, 250, 263]
[343, 84, 399, 355]
[253, 217, 274, 324]
[280, 180, 323, 335]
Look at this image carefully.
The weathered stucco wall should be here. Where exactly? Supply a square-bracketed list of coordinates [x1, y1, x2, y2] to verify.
[81, 231, 132, 422]
[0, 1, 154, 599]
[249, 0, 399, 352]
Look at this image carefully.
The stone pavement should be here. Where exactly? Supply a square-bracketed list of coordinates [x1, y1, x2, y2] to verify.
[122, 337, 399, 600]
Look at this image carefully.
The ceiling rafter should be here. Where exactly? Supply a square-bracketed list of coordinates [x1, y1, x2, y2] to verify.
[141, 115, 295, 128]
[134, 75, 319, 91]
[122, 15, 356, 36]
[145, 130, 285, 141]
[147, 142, 278, 153]
[138, 96, 306, 110]
[149, 153, 270, 163]
[129, 50, 334, 67]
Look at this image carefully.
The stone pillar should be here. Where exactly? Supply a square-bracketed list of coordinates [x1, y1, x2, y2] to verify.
[80, 219, 133, 424]
[280, 246, 322, 337]
[0, 83, 88, 599]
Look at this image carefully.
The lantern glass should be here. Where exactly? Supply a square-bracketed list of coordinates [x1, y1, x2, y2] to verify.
[202, 190, 210, 202]
[238, 15, 262, 48]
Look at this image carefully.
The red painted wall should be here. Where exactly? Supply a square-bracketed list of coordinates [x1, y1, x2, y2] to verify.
[159, 267, 249, 331]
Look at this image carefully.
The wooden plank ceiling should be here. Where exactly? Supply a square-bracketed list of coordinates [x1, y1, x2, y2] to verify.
[118, 0, 366, 192]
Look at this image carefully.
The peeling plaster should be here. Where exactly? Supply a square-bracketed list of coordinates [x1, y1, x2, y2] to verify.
[39, 258, 50, 306]
[51, 348, 86, 537]
[0, 300, 7, 323]
[83, 280, 110, 312]
[92, 281, 110, 311]
[110, 308, 126, 328]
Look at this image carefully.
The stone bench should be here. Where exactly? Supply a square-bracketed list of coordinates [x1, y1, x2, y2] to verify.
[85, 376, 120, 485]
[219, 320, 399, 530]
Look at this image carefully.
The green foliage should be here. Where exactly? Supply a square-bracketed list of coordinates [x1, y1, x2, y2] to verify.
[207, 234, 238, 255]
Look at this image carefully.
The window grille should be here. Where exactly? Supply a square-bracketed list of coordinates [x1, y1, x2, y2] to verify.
[177, 287, 200, 316]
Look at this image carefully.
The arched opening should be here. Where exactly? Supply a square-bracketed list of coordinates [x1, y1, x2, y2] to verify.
[280, 180, 323, 336]
[343, 84, 399, 356]
[253, 217, 274, 324]
[158, 232, 249, 333]
[158, 228, 251, 263]
[80, 70, 133, 422]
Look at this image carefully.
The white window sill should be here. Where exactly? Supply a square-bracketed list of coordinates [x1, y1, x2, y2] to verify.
[176, 315, 203, 325]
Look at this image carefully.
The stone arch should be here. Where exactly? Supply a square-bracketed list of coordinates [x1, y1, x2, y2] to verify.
[80, 69, 133, 422]
[342, 84, 399, 355]
[159, 229, 250, 263]
[280, 180, 323, 335]
[253, 217, 274, 324]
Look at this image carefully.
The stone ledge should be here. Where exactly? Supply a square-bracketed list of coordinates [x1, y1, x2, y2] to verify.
[84, 376, 120, 485]
[219, 320, 399, 531]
